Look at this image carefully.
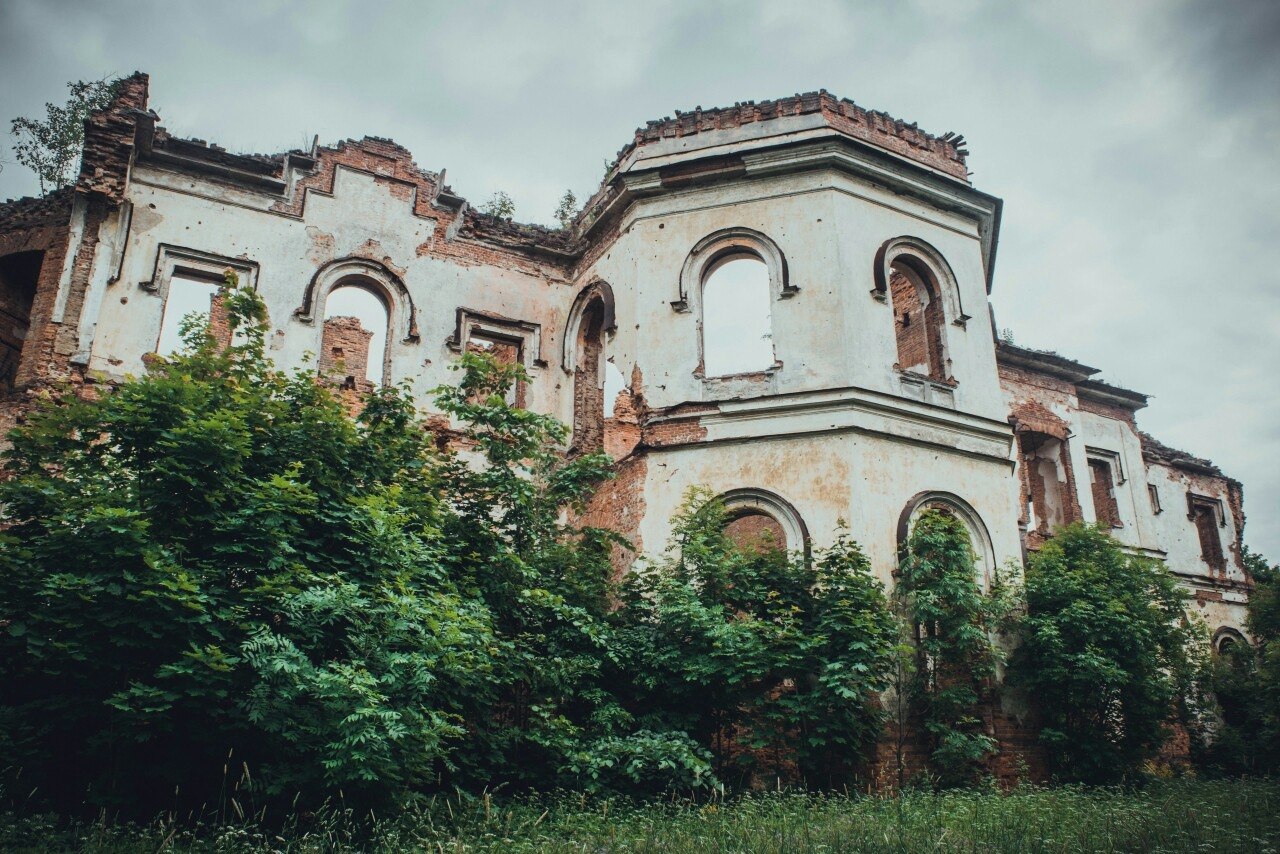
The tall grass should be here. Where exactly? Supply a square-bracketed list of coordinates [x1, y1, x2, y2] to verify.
[2, 779, 1277, 853]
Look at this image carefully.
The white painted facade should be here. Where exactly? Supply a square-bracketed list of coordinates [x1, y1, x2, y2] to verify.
[0, 77, 1251, 646]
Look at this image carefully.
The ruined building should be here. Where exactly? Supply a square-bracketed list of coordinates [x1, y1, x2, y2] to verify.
[0, 76, 1254, 749]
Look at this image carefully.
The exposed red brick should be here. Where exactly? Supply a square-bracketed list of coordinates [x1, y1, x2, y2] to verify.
[615, 90, 970, 182]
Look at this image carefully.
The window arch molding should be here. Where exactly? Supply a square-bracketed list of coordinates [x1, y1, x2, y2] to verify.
[295, 257, 420, 344]
[1212, 625, 1248, 654]
[718, 487, 811, 560]
[561, 279, 617, 374]
[872, 236, 969, 327]
[673, 227, 796, 314]
[896, 491, 995, 587]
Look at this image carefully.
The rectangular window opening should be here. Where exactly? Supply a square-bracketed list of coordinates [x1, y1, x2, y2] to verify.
[156, 274, 222, 356]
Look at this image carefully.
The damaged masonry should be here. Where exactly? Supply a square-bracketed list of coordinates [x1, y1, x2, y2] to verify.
[0, 74, 1254, 781]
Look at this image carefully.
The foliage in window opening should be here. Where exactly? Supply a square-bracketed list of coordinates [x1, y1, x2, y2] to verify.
[616, 490, 899, 788]
[895, 509, 1017, 788]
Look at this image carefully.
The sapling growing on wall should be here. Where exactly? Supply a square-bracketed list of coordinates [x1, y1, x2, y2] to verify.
[9, 77, 121, 193]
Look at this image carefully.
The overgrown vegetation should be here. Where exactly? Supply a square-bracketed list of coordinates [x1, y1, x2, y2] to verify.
[479, 190, 515, 220]
[895, 510, 1015, 787]
[619, 495, 898, 788]
[2, 780, 1277, 853]
[553, 190, 577, 229]
[0, 266, 1273, 840]
[0, 274, 895, 819]
[1198, 545, 1280, 775]
[9, 77, 121, 193]
[1013, 523, 1203, 783]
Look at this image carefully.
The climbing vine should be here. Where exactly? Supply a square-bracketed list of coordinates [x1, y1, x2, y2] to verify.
[895, 508, 1016, 787]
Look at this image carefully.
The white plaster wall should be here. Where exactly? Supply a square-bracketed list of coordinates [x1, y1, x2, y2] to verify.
[1144, 461, 1247, 585]
[585, 169, 1002, 421]
[637, 431, 1021, 590]
[93, 165, 576, 417]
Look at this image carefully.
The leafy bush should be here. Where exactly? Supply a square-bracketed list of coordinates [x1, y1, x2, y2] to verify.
[0, 274, 502, 810]
[1013, 523, 1202, 783]
[895, 509, 1015, 787]
[1197, 545, 1280, 775]
[0, 273, 637, 813]
[618, 491, 899, 787]
[560, 729, 715, 794]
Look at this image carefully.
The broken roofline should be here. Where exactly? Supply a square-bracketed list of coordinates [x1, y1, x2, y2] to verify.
[996, 341, 1151, 408]
[82, 75, 972, 229]
[610, 89, 971, 183]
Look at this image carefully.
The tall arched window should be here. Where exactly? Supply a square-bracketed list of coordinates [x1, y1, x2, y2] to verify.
[564, 281, 616, 454]
[897, 491, 995, 588]
[321, 282, 389, 390]
[702, 254, 773, 377]
[889, 257, 947, 381]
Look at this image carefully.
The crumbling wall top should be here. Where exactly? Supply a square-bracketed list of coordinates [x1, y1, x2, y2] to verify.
[0, 186, 73, 236]
[611, 90, 971, 182]
[76, 72, 150, 204]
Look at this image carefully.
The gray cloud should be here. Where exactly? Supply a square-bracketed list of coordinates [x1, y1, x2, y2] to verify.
[2, 0, 1277, 555]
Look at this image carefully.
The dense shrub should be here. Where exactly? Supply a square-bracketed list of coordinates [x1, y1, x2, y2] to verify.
[1197, 546, 1280, 775]
[0, 274, 625, 812]
[618, 492, 900, 787]
[0, 274, 900, 815]
[1013, 523, 1202, 783]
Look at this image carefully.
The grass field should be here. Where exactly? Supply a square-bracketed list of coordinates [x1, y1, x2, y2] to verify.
[2, 779, 1277, 853]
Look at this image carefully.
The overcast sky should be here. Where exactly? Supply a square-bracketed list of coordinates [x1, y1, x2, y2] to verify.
[2, 0, 1277, 557]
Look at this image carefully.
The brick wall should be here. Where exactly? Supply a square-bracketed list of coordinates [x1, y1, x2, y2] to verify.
[319, 315, 374, 394]
[1089, 459, 1121, 528]
[571, 303, 606, 453]
[724, 511, 787, 552]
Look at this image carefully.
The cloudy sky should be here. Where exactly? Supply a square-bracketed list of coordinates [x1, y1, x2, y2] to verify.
[2, 0, 1277, 556]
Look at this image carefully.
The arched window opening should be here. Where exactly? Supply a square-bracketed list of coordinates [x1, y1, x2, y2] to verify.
[897, 492, 995, 589]
[702, 254, 773, 377]
[718, 488, 809, 559]
[0, 250, 42, 390]
[889, 258, 947, 381]
[571, 298, 607, 453]
[321, 283, 389, 390]
[1214, 626, 1247, 657]
[724, 509, 788, 554]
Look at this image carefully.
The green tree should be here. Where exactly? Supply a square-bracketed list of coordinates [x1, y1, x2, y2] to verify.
[896, 509, 1015, 787]
[619, 490, 899, 787]
[554, 190, 577, 229]
[0, 271, 665, 814]
[10, 77, 120, 194]
[0, 272, 493, 811]
[1013, 523, 1202, 783]
[1197, 546, 1280, 774]
[480, 190, 515, 220]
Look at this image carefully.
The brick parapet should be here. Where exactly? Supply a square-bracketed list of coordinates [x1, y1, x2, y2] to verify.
[612, 90, 970, 182]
